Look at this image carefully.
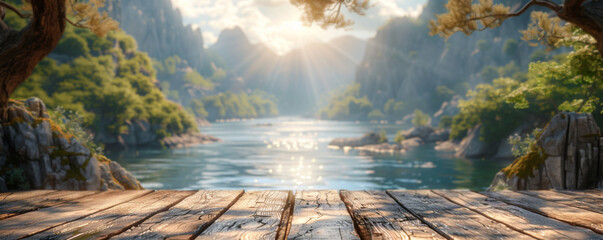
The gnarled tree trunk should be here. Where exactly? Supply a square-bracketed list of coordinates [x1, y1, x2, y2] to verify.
[0, 0, 66, 121]
[559, 0, 603, 55]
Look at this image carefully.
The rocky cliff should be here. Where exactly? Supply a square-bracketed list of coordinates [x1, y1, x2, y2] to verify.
[490, 112, 602, 190]
[96, 118, 219, 150]
[0, 98, 143, 191]
[356, 0, 553, 112]
[105, 0, 211, 75]
[209, 27, 366, 114]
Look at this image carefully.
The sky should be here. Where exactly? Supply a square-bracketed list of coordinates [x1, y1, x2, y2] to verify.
[171, 0, 427, 55]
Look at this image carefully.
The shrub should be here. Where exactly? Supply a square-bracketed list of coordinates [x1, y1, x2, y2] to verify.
[438, 115, 453, 129]
[394, 130, 405, 143]
[379, 129, 388, 143]
[412, 109, 430, 127]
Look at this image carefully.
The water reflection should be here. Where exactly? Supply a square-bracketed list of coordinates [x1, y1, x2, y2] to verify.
[106, 117, 512, 191]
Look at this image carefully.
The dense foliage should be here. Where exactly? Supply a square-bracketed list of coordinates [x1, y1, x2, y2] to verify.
[450, 29, 603, 143]
[195, 91, 279, 121]
[319, 84, 414, 121]
[318, 84, 374, 120]
[12, 26, 197, 138]
[412, 109, 430, 127]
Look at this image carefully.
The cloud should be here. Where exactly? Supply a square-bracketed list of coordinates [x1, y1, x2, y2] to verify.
[171, 0, 427, 54]
[171, 0, 213, 18]
[203, 31, 218, 45]
[254, 0, 288, 7]
[377, 0, 425, 18]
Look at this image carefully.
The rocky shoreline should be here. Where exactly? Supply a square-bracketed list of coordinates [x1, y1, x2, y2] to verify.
[489, 112, 603, 190]
[161, 132, 220, 149]
[0, 98, 143, 191]
[96, 119, 220, 150]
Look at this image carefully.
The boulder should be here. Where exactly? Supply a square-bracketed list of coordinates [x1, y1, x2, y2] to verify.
[455, 124, 493, 158]
[493, 140, 514, 160]
[161, 132, 220, 148]
[0, 98, 143, 191]
[401, 126, 434, 140]
[0, 177, 7, 192]
[489, 112, 602, 191]
[435, 140, 459, 152]
[425, 129, 450, 143]
[329, 132, 382, 148]
[401, 137, 423, 149]
[432, 95, 461, 127]
[356, 143, 405, 154]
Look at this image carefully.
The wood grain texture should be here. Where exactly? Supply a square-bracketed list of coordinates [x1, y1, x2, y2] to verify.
[0, 190, 55, 203]
[433, 190, 603, 240]
[288, 190, 358, 240]
[0, 190, 97, 220]
[519, 190, 603, 214]
[484, 190, 603, 234]
[113, 190, 243, 240]
[0, 190, 151, 240]
[196, 190, 292, 240]
[26, 190, 193, 240]
[340, 190, 443, 240]
[564, 189, 603, 198]
[387, 190, 533, 240]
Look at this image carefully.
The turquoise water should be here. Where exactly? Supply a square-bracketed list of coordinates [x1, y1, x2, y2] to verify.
[107, 117, 511, 191]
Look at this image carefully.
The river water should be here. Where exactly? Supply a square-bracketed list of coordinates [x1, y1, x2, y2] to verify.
[107, 117, 512, 191]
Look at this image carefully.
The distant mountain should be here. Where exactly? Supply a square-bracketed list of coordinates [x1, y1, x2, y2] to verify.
[104, 0, 212, 75]
[328, 35, 367, 63]
[209, 27, 279, 91]
[209, 27, 366, 114]
[355, 0, 557, 113]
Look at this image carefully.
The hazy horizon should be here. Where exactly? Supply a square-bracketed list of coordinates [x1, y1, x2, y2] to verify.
[172, 0, 427, 54]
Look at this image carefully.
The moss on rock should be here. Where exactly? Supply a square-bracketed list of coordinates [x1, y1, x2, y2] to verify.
[502, 146, 548, 179]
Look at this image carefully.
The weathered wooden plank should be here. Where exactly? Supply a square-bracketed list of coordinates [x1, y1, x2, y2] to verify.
[0, 190, 151, 240]
[387, 190, 534, 239]
[288, 190, 358, 240]
[559, 189, 603, 201]
[340, 190, 443, 240]
[0, 190, 97, 220]
[433, 190, 603, 240]
[26, 190, 193, 240]
[113, 190, 244, 240]
[484, 190, 603, 234]
[519, 190, 603, 214]
[0, 190, 55, 203]
[196, 190, 293, 240]
[577, 189, 603, 198]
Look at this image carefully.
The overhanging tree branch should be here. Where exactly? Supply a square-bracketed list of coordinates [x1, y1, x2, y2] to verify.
[0, 0, 66, 117]
[0, 1, 31, 18]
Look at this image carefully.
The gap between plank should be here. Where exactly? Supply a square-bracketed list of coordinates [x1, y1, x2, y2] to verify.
[20, 190, 155, 239]
[191, 190, 246, 239]
[276, 190, 295, 240]
[385, 190, 453, 240]
[99, 191, 197, 240]
[339, 190, 366, 240]
[0, 191, 101, 221]
[431, 190, 545, 240]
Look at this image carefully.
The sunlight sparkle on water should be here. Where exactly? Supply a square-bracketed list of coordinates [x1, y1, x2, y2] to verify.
[111, 118, 513, 190]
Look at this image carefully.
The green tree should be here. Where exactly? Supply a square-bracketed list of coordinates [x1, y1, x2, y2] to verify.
[412, 109, 430, 127]
[0, 0, 119, 115]
[368, 109, 385, 120]
[184, 71, 214, 90]
[429, 1, 603, 56]
[290, 0, 370, 29]
[503, 39, 519, 57]
[379, 129, 388, 143]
